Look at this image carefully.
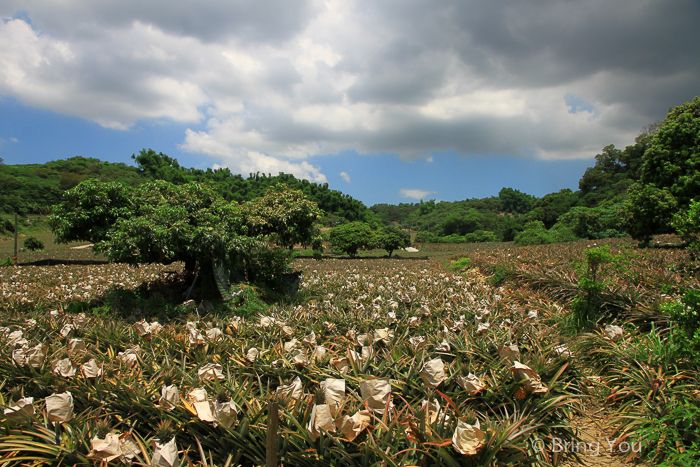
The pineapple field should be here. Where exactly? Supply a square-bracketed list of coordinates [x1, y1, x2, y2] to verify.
[1, 237, 699, 466]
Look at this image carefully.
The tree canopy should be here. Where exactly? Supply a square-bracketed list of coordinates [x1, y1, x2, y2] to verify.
[624, 95, 700, 242]
[50, 180, 322, 292]
[329, 222, 373, 257]
[372, 225, 411, 256]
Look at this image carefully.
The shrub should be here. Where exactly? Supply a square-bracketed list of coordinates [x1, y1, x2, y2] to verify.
[514, 221, 551, 246]
[665, 289, 700, 360]
[23, 236, 45, 251]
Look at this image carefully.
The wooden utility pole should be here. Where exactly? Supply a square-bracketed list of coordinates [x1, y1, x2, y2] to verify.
[13, 213, 18, 266]
[266, 399, 279, 467]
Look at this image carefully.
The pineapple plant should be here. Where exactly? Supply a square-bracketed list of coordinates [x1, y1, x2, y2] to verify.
[155, 420, 176, 443]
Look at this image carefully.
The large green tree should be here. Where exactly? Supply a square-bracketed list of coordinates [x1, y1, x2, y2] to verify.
[329, 222, 373, 257]
[50, 180, 322, 291]
[372, 225, 411, 256]
[624, 96, 700, 242]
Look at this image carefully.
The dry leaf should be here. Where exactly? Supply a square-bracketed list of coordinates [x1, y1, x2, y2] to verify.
[246, 348, 259, 363]
[81, 359, 103, 379]
[456, 373, 486, 396]
[3, 397, 34, 421]
[151, 437, 178, 467]
[284, 338, 300, 353]
[320, 378, 345, 415]
[134, 320, 152, 337]
[373, 328, 394, 346]
[88, 433, 122, 461]
[214, 400, 238, 428]
[206, 328, 223, 341]
[68, 338, 86, 352]
[53, 358, 78, 378]
[497, 344, 520, 364]
[303, 331, 317, 346]
[604, 324, 624, 342]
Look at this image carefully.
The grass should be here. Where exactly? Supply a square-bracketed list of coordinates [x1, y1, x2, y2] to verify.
[0, 218, 106, 264]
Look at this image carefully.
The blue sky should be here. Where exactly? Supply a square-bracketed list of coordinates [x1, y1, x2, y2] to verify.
[1, 1, 699, 207]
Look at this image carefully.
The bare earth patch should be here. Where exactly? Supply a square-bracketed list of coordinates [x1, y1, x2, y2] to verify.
[559, 405, 652, 467]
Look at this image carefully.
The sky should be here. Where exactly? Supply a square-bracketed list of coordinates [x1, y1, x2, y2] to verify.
[1, 1, 699, 207]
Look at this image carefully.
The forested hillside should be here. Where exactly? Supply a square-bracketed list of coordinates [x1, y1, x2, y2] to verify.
[0, 150, 372, 225]
[369, 124, 659, 244]
[0, 118, 676, 244]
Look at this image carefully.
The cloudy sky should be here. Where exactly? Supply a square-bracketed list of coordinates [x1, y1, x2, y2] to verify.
[1, 1, 699, 206]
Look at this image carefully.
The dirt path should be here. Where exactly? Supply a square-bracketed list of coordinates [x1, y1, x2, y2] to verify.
[557, 405, 652, 467]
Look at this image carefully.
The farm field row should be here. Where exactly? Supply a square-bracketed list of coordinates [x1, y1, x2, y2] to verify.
[0, 238, 697, 466]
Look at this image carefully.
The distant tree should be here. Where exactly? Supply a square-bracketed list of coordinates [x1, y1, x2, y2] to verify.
[498, 187, 535, 214]
[527, 189, 578, 228]
[23, 236, 45, 251]
[0, 157, 4, 164]
[373, 225, 411, 256]
[624, 96, 700, 242]
[244, 183, 323, 250]
[329, 222, 373, 257]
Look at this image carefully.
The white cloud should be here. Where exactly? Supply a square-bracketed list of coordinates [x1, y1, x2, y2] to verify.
[181, 126, 327, 183]
[0, 0, 698, 169]
[399, 189, 437, 200]
[339, 171, 350, 183]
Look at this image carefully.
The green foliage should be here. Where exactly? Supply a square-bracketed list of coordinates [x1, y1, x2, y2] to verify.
[527, 189, 578, 228]
[329, 221, 373, 257]
[372, 225, 411, 256]
[23, 236, 44, 251]
[488, 266, 511, 287]
[245, 184, 323, 250]
[623, 183, 678, 243]
[225, 283, 272, 319]
[449, 256, 472, 271]
[498, 187, 535, 214]
[50, 179, 133, 245]
[514, 221, 551, 246]
[547, 223, 578, 243]
[625, 95, 700, 241]
[570, 245, 627, 328]
[0, 218, 14, 234]
[0, 156, 141, 215]
[672, 200, 700, 258]
[664, 289, 700, 360]
[558, 203, 627, 239]
[50, 179, 321, 295]
[577, 128, 654, 207]
[635, 397, 700, 465]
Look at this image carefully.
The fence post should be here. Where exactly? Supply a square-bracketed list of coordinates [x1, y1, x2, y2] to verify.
[13, 213, 18, 266]
[266, 399, 279, 467]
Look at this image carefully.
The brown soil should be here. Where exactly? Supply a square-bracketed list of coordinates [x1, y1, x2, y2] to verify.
[557, 405, 653, 467]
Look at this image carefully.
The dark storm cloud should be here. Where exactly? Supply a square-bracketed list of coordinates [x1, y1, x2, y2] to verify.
[2, 0, 316, 44]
